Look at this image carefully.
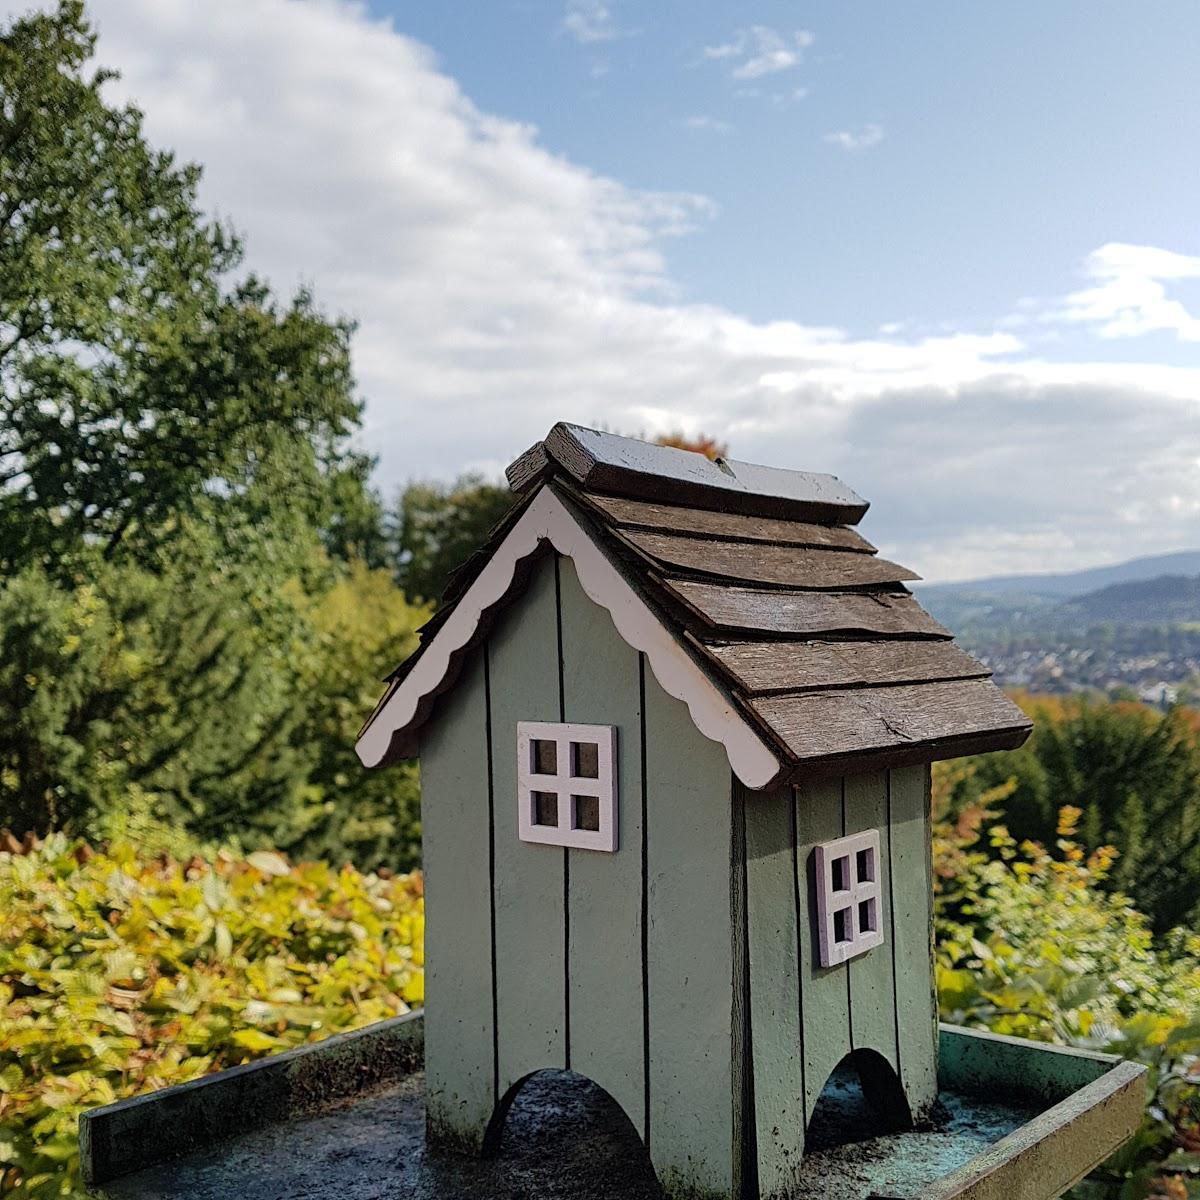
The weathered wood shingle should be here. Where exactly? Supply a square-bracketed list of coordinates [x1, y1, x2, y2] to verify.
[361, 423, 1031, 783]
[581, 493, 876, 552]
[509, 423, 869, 523]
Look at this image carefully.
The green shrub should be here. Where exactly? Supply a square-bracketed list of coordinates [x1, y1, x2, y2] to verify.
[0, 552, 427, 874]
[0, 834, 423, 1197]
[934, 770, 1200, 1199]
[943, 694, 1200, 932]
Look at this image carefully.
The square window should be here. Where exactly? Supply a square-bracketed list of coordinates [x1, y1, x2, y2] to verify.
[572, 795, 600, 831]
[532, 791, 558, 827]
[572, 741, 599, 779]
[813, 829, 884, 967]
[517, 722, 617, 852]
[532, 739, 557, 775]
[831, 855, 850, 892]
[833, 907, 852, 944]
[856, 847, 874, 884]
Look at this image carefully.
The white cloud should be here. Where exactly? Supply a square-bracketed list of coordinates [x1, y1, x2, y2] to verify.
[1056, 242, 1200, 341]
[703, 26, 814, 80]
[684, 115, 733, 134]
[562, 0, 620, 44]
[5, 0, 1200, 581]
[823, 123, 885, 151]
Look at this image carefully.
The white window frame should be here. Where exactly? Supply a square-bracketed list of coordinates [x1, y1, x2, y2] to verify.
[516, 721, 618, 852]
[814, 829, 884, 967]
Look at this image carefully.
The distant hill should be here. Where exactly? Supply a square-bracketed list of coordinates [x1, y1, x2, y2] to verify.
[919, 550, 1200, 601]
[1069, 575, 1200, 624]
[915, 550, 1200, 633]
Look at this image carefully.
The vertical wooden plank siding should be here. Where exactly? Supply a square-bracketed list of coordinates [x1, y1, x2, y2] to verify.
[795, 776, 852, 1123]
[731, 788, 753, 1200]
[844, 770, 899, 1073]
[419, 650, 495, 1151]
[742, 780, 806, 1196]
[644, 668, 737, 1199]
[424, 547, 939, 1182]
[488, 556, 567, 1098]
[888, 763, 939, 1118]
[557, 557, 647, 1139]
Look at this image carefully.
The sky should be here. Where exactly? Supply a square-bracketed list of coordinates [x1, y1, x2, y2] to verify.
[8, 0, 1200, 581]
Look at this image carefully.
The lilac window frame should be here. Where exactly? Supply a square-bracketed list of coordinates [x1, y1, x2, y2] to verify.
[814, 828, 884, 967]
[516, 721, 618, 852]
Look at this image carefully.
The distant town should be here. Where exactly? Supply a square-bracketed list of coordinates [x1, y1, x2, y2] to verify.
[914, 550, 1200, 708]
[958, 625, 1200, 707]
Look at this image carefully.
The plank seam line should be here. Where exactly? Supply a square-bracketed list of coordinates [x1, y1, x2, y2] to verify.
[735, 781, 758, 1199]
[886, 771, 902, 1093]
[555, 553, 570, 1072]
[485, 645, 499, 1106]
[639, 653, 651, 1150]
[842, 778, 854, 1052]
[791, 786, 806, 1135]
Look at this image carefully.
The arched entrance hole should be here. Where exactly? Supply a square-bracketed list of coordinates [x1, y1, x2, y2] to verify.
[482, 1070, 660, 1195]
[806, 1049, 913, 1155]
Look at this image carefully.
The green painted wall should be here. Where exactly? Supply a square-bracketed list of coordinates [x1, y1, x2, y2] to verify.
[422, 551, 740, 1195]
[420, 550, 937, 1199]
[558, 557, 646, 1138]
[488, 557, 566, 1100]
[420, 649, 495, 1153]
[743, 765, 939, 1195]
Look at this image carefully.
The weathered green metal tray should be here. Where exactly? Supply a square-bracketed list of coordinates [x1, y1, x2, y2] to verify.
[79, 1012, 1145, 1200]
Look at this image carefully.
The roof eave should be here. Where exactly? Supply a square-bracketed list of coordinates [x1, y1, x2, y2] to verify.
[774, 719, 1034, 789]
[355, 482, 787, 790]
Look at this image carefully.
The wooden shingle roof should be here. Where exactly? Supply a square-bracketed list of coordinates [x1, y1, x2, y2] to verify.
[357, 424, 1031, 788]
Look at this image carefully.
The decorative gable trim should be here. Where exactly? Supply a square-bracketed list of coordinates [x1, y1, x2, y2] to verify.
[355, 485, 785, 789]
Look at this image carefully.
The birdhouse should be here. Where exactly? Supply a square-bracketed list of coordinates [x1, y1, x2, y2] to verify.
[355, 423, 1036, 1199]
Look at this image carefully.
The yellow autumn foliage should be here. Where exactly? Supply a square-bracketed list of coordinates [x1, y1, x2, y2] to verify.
[0, 835, 424, 1197]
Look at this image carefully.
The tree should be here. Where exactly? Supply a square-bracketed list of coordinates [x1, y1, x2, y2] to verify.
[283, 560, 427, 871]
[0, 2, 371, 573]
[946, 696, 1200, 932]
[0, 536, 429, 870]
[392, 474, 515, 603]
[653, 431, 728, 460]
[0, 527, 313, 842]
[0, 3, 438, 868]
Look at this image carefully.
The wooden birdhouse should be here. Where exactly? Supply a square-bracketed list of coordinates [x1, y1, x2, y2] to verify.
[355, 424, 1035, 1200]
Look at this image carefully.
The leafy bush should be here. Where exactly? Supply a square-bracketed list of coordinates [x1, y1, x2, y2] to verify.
[944, 694, 1200, 932]
[0, 834, 424, 1198]
[0, 552, 427, 873]
[934, 764, 1200, 1199]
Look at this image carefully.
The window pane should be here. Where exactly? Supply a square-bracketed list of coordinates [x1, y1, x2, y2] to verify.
[532, 739, 557, 775]
[856, 847, 874, 884]
[572, 795, 600, 831]
[858, 898, 877, 934]
[831, 856, 850, 892]
[571, 741, 599, 779]
[532, 791, 558, 826]
[833, 907, 852, 944]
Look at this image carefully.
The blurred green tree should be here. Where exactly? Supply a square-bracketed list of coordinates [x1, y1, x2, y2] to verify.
[0, 537, 427, 870]
[943, 696, 1200, 932]
[0, 2, 432, 869]
[0, 1, 371, 573]
[392, 473, 515, 604]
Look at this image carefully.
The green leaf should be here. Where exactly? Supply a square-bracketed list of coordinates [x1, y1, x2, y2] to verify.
[230, 1028, 281, 1052]
[1163, 1150, 1200, 1174]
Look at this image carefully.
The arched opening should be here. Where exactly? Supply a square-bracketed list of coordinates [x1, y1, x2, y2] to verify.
[806, 1049, 913, 1155]
[481, 1070, 660, 1195]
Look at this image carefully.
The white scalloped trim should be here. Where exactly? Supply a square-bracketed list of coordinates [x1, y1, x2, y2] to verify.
[355, 486, 783, 789]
